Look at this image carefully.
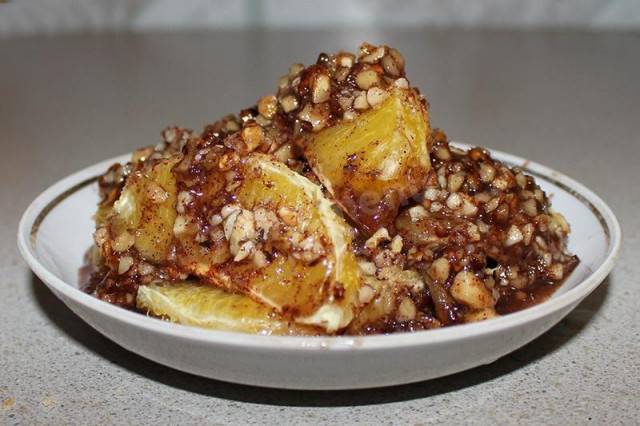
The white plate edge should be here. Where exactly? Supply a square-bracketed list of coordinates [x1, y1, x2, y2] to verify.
[16, 144, 623, 351]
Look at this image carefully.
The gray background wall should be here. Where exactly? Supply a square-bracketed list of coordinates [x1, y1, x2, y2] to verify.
[2, 0, 640, 37]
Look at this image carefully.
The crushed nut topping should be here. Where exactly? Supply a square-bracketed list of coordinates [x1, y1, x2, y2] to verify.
[85, 43, 578, 335]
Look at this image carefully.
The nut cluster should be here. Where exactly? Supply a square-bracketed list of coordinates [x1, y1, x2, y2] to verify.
[394, 131, 578, 323]
[176, 194, 328, 271]
[148, 43, 417, 185]
[274, 43, 413, 132]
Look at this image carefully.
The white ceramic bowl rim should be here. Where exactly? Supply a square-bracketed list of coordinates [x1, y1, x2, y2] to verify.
[17, 143, 622, 352]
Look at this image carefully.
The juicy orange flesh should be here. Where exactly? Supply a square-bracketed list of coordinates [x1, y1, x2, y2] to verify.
[137, 282, 320, 336]
[169, 154, 360, 329]
[111, 156, 181, 262]
[301, 87, 430, 233]
[231, 156, 357, 319]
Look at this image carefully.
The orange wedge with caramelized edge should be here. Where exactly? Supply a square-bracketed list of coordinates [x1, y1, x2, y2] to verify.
[99, 155, 182, 267]
[174, 153, 361, 333]
[299, 87, 431, 235]
[137, 282, 320, 335]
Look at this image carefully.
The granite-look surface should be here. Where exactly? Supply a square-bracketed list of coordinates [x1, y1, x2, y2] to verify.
[1, 30, 638, 424]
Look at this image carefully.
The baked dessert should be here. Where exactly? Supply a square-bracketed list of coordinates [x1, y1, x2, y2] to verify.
[84, 43, 578, 335]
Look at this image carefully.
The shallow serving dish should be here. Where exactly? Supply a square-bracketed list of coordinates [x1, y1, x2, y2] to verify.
[17, 143, 621, 390]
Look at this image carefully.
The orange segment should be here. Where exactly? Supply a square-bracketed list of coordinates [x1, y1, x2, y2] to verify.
[299, 87, 431, 234]
[174, 153, 361, 333]
[109, 156, 181, 262]
[137, 282, 320, 335]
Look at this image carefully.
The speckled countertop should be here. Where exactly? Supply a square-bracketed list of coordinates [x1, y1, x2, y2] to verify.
[1, 30, 638, 424]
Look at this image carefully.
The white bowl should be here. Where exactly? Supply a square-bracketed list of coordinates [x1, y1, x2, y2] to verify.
[17, 144, 621, 390]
